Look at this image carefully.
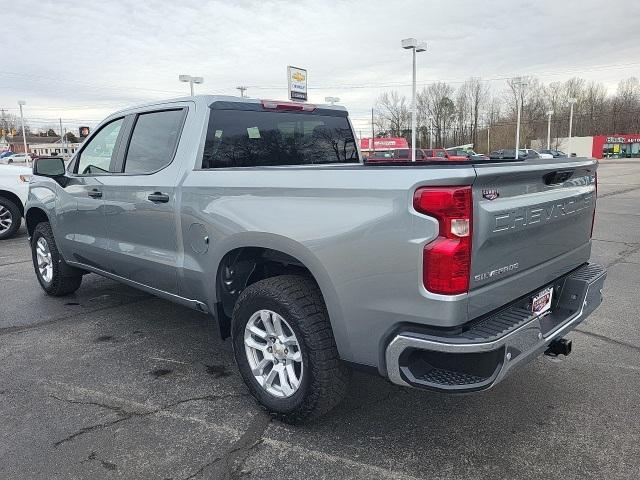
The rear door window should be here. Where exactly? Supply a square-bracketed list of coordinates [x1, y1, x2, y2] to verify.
[202, 109, 358, 168]
[123, 109, 186, 174]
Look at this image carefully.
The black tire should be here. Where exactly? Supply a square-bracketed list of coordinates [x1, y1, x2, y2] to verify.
[31, 222, 83, 296]
[0, 197, 21, 240]
[232, 275, 349, 423]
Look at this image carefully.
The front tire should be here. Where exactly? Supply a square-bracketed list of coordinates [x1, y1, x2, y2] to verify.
[0, 197, 21, 240]
[232, 275, 349, 423]
[31, 222, 82, 296]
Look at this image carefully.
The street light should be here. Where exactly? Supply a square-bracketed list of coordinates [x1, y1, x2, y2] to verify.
[513, 77, 527, 159]
[401, 38, 427, 162]
[546, 110, 554, 149]
[178, 74, 204, 96]
[17, 100, 27, 156]
[567, 98, 577, 156]
[325, 96, 340, 105]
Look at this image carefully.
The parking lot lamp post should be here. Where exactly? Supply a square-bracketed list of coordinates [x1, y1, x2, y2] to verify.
[325, 96, 340, 106]
[17, 100, 27, 155]
[401, 38, 427, 162]
[429, 117, 434, 149]
[513, 77, 527, 159]
[546, 110, 554, 149]
[568, 98, 577, 156]
[179, 75, 204, 96]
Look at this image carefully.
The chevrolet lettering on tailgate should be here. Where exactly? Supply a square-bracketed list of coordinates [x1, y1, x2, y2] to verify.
[493, 192, 594, 232]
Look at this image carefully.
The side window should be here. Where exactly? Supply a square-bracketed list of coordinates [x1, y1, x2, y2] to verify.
[76, 118, 123, 174]
[123, 109, 185, 174]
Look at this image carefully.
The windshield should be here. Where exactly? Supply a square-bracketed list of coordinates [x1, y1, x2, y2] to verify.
[202, 109, 358, 168]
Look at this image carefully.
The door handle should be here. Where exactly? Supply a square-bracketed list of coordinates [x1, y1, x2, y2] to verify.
[88, 189, 102, 198]
[148, 192, 170, 203]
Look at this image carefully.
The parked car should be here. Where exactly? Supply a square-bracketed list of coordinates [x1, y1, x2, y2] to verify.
[422, 148, 468, 161]
[0, 151, 14, 159]
[521, 148, 553, 159]
[490, 149, 540, 160]
[446, 148, 490, 161]
[1, 153, 32, 164]
[26, 96, 605, 422]
[0, 164, 31, 239]
[366, 148, 430, 162]
[539, 149, 568, 158]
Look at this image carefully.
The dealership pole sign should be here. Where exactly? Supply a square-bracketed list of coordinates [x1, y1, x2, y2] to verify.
[287, 66, 307, 101]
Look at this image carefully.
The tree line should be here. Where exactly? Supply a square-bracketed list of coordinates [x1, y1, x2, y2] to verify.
[374, 76, 640, 153]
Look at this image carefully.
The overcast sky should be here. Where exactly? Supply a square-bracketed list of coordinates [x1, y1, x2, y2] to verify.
[2, 0, 639, 133]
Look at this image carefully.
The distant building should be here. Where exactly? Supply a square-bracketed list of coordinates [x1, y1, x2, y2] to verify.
[30, 142, 81, 159]
[5, 134, 80, 159]
[532, 134, 640, 159]
[360, 137, 408, 156]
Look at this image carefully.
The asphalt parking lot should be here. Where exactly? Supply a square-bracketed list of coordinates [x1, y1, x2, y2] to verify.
[1, 160, 639, 480]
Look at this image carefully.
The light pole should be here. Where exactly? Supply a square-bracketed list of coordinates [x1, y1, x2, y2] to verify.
[567, 98, 577, 156]
[429, 117, 434, 149]
[325, 96, 340, 105]
[487, 124, 491, 154]
[237, 86, 248, 98]
[178, 75, 204, 96]
[513, 77, 527, 159]
[17, 100, 27, 155]
[546, 110, 554, 150]
[401, 38, 427, 162]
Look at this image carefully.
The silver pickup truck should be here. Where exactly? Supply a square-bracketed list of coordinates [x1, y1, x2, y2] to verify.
[25, 96, 606, 422]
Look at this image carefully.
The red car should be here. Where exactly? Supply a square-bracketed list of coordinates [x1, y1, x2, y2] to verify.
[422, 148, 468, 161]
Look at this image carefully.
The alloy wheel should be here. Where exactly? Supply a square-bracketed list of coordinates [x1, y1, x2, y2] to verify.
[244, 309, 303, 398]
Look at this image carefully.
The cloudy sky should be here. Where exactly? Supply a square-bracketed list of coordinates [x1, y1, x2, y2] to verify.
[2, 0, 639, 134]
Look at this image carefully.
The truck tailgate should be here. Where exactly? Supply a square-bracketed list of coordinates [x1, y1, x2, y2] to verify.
[469, 158, 597, 316]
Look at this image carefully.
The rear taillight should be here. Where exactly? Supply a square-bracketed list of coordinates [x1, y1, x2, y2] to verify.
[591, 172, 597, 238]
[413, 186, 472, 295]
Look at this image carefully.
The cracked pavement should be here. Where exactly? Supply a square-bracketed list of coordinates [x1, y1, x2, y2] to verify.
[1, 160, 639, 479]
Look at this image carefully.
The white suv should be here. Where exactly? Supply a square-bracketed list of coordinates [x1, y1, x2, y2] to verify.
[0, 164, 31, 239]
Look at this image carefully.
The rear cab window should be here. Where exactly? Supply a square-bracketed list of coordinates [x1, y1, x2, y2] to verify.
[202, 103, 358, 168]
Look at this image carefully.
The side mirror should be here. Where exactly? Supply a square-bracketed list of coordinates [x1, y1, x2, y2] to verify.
[33, 156, 66, 177]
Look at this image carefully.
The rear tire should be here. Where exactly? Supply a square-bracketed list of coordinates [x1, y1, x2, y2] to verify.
[0, 197, 21, 240]
[31, 222, 82, 296]
[232, 275, 349, 423]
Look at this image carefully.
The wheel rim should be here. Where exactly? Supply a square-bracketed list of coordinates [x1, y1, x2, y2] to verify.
[0, 205, 12, 234]
[244, 309, 303, 398]
[36, 237, 54, 283]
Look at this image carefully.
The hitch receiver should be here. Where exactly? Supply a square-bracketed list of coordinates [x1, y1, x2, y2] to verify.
[544, 338, 572, 357]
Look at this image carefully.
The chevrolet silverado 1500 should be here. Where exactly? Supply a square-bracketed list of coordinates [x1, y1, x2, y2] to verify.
[25, 96, 606, 422]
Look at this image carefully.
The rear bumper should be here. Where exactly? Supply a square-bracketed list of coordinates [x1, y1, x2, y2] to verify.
[384, 263, 607, 392]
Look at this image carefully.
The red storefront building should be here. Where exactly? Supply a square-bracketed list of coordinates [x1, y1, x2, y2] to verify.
[592, 134, 640, 159]
[360, 137, 408, 156]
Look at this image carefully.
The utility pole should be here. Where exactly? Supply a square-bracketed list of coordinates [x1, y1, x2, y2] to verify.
[568, 98, 577, 156]
[371, 108, 375, 156]
[59, 118, 65, 154]
[429, 117, 434, 149]
[546, 110, 554, 150]
[487, 124, 490, 154]
[18, 100, 27, 155]
[513, 77, 527, 159]
[236, 86, 248, 98]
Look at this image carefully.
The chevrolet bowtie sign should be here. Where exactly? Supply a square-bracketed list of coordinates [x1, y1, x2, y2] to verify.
[287, 66, 307, 102]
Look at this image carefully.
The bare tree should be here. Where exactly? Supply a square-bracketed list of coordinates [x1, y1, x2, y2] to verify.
[420, 82, 455, 147]
[375, 91, 409, 137]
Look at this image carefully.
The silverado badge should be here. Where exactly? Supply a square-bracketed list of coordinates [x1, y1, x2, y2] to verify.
[482, 188, 500, 200]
